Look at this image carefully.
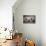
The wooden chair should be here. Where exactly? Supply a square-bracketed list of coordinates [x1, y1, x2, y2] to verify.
[15, 33, 23, 46]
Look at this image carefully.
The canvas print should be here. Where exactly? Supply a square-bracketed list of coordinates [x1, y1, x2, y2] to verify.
[23, 15, 36, 23]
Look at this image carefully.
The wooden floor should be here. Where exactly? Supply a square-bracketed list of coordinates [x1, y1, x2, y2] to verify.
[0, 39, 16, 46]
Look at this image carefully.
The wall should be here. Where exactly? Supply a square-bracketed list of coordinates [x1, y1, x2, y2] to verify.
[41, 0, 46, 46]
[0, 0, 16, 30]
[13, 0, 41, 46]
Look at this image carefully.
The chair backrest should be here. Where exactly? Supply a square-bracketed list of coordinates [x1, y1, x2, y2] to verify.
[25, 40, 35, 46]
[15, 33, 23, 46]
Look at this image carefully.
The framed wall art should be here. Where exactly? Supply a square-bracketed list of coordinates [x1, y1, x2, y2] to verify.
[23, 15, 36, 24]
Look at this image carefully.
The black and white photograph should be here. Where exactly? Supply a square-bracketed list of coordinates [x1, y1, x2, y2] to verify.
[23, 15, 36, 23]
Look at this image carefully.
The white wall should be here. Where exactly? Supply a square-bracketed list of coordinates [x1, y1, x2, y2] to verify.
[0, 0, 16, 30]
[13, 0, 41, 46]
[41, 0, 46, 46]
